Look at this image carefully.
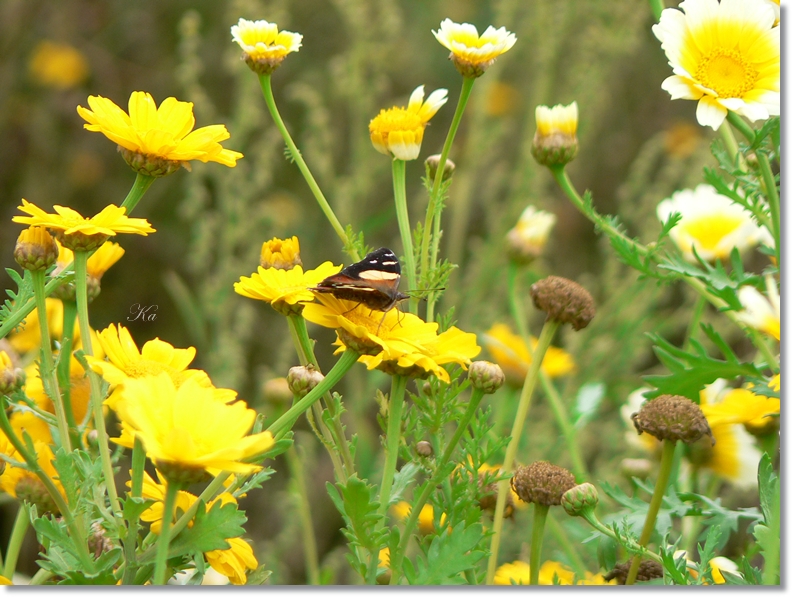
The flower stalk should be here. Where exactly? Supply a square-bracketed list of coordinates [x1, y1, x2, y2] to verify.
[2, 504, 29, 580]
[529, 503, 550, 585]
[286, 445, 320, 585]
[119, 172, 156, 215]
[152, 480, 181, 585]
[391, 159, 418, 314]
[486, 318, 561, 584]
[625, 439, 677, 584]
[56, 300, 79, 436]
[121, 438, 147, 585]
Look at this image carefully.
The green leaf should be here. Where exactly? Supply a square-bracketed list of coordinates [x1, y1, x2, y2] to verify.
[407, 523, 485, 585]
[572, 382, 605, 429]
[52, 447, 81, 507]
[389, 462, 420, 506]
[121, 496, 156, 524]
[326, 475, 385, 554]
[168, 501, 247, 558]
[753, 454, 779, 584]
[597, 534, 617, 572]
[245, 566, 273, 585]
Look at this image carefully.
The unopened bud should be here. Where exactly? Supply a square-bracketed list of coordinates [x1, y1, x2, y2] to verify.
[468, 361, 505, 394]
[425, 155, 456, 182]
[620, 458, 654, 480]
[506, 206, 556, 265]
[416, 440, 433, 457]
[14, 227, 58, 272]
[263, 377, 293, 404]
[531, 102, 579, 167]
[561, 482, 599, 517]
[0, 351, 25, 396]
[287, 365, 325, 398]
[631, 394, 713, 445]
[511, 461, 576, 507]
[530, 275, 595, 331]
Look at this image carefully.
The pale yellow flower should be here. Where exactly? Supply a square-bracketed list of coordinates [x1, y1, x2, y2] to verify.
[231, 18, 302, 73]
[657, 184, 766, 261]
[506, 205, 557, 263]
[735, 278, 780, 340]
[369, 86, 448, 160]
[532, 102, 579, 167]
[433, 19, 516, 77]
[652, 0, 780, 130]
[29, 40, 89, 89]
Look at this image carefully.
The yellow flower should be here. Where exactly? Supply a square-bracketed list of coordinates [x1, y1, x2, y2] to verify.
[700, 387, 779, 428]
[735, 279, 780, 341]
[13, 200, 154, 251]
[369, 86, 448, 161]
[0, 575, 11, 585]
[532, 102, 579, 167]
[657, 184, 766, 261]
[0, 441, 65, 513]
[621, 388, 662, 455]
[674, 550, 742, 584]
[7, 298, 63, 354]
[391, 501, 439, 535]
[85, 323, 230, 408]
[433, 19, 516, 77]
[14, 226, 59, 272]
[235, 261, 342, 316]
[506, 206, 557, 263]
[494, 560, 613, 585]
[231, 18, 302, 74]
[378, 547, 390, 568]
[0, 350, 24, 396]
[29, 40, 89, 89]
[482, 323, 575, 386]
[111, 373, 274, 475]
[56, 239, 125, 280]
[206, 538, 258, 585]
[260, 236, 301, 270]
[77, 92, 244, 173]
[652, 0, 780, 130]
[9, 409, 53, 446]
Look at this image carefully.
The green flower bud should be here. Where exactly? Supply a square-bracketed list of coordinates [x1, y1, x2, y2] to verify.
[468, 361, 505, 394]
[287, 365, 325, 398]
[561, 482, 599, 517]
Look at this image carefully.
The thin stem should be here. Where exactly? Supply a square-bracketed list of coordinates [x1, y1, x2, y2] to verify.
[625, 439, 677, 585]
[2, 504, 29, 580]
[74, 250, 121, 516]
[28, 568, 54, 585]
[422, 76, 476, 322]
[726, 111, 756, 143]
[268, 349, 360, 438]
[258, 74, 356, 259]
[57, 300, 79, 438]
[30, 270, 70, 452]
[683, 295, 707, 351]
[388, 388, 486, 584]
[529, 504, 549, 585]
[121, 438, 147, 585]
[486, 319, 561, 584]
[578, 510, 663, 564]
[649, 0, 665, 20]
[546, 512, 587, 579]
[718, 121, 747, 171]
[756, 150, 781, 261]
[153, 480, 181, 585]
[285, 445, 320, 585]
[119, 172, 156, 215]
[391, 159, 418, 314]
[0, 272, 71, 341]
[367, 374, 408, 584]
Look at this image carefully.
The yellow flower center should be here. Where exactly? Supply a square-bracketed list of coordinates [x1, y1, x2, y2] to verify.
[125, 361, 173, 379]
[680, 213, 744, 251]
[369, 108, 423, 135]
[695, 49, 758, 98]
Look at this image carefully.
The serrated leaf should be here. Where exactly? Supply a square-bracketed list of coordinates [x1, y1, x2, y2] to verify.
[168, 501, 247, 558]
[326, 475, 384, 553]
[52, 447, 81, 507]
[408, 523, 485, 585]
[121, 496, 156, 523]
[389, 462, 420, 506]
[245, 566, 273, 585]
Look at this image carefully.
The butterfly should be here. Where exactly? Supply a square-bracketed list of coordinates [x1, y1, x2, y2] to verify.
[310, 247, 409, 312]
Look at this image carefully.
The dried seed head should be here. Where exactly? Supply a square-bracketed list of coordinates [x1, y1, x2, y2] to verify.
[530, 276, 595, 331]
[287, 365, 325, 399]
[631, 394, 713, 445]
[561, 482, 599, 517]
[468, 361, 505, 394]
[603, 560, 663, 584]
[511, 461, 576, 506]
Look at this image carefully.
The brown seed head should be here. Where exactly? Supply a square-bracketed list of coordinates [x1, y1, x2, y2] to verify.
[631, 394, 713, 445]
[603, 560, 663, 584]
[416, 440, 434, 457]
[530, 276, 595, 331]
[511, 461, 576, 506]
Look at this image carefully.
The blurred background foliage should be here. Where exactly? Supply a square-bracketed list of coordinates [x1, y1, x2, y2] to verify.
[0, 0, 767, 584]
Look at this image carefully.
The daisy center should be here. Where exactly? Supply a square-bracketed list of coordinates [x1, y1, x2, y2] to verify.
[125, 361, 173, 378]
[681, 213, 744, 251]
[369, 108, 423, 135]
[694, 49, 758, 98]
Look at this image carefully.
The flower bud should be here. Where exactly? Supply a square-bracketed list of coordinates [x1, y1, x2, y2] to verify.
[14, 227, 58, 272]
[561, 482, 599, 516]
[604, 560, 663, 585]
[424, 155, 456, 182]
[468, 361, 505, 394]
[619, 458, 654, 480]
[530, 276, 595, 331]
[531, 102, 579, 167]
[506, 206, 556, 265]
[88, 521, 114, 558]
[260, 236, 302, 270]
[15, 476, 60, 515]
[511, 461, 576, 507]
[118, 146, 183, 177]
[631, 394, 713, 445]
[0, 351, 25, 396]
[287, 365, 325, 398]
[416, 440, 434, 457]
[263, 377, 293, 404]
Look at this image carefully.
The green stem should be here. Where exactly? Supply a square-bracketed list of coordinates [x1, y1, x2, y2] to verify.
[74, 250, 121, 516]
[529, 504, 549, 585]
[2, 504, 29, 579]
[367, 374, 407, 584]
[119, 172, 156, 215]
[388, 388, 486, 584]
[649, 0, 665, 20]
[755, 150, 780, 262]
[507, 262, 529, 338]
[684, 475, 720, 555]
[391, 159, 418, 314]
[762, 473, 781, 585]
[30, 270, 70, 452]
[57, 300, 79, 439]
[0, 272, 72, 341]
[683, 295, 707, 351]
[422, 76, 476, 322]
[286, 445, 320, 585]
[578, 510, 663, 564]
[268, 349, 360, 438]
[625, 439, 677, 585]
[121, 438, 147, 585]
[28, 568, 54, 585]
[718, 121, 747, 171]
[153, 480, 181, 585]
[546, 512, 587, 579]
[486, 319, 561, 584]
[258, 74, 356, 259]
[726, 111, 756, 144]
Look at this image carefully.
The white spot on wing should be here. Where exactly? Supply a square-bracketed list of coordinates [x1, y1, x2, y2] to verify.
[358, 271, 399, 281]
[380, 261, 399, 266]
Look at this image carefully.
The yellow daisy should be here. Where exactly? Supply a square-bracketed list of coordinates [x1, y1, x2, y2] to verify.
[231, 18, 302, 74]
[433, 19, 517, 77]
[494, 560, 613, 585]
[735, 279, 780, 341]
[29, 40, 89, 89]
[0, 441, 66, 513]
[111, 373, 274, 476]
[482, 323, 575, 386]
[260, 236, 301, 270]
[391, 501, 440, 535]
[7, 298, 63, 354]
[652, 0, 780, 130]
[657, 184, 767, 262]
[234, 261, 342, 316]
[699, 387, 779, 428]
[77, 91, 244, 172]
[206, 538, 259, 585]
[506, 206, 557, 263]
[369, 85, 448, 161]
[55, 239, 125, 280]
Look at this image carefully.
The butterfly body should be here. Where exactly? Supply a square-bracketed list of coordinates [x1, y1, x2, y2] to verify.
[311, 248, 409, 311]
